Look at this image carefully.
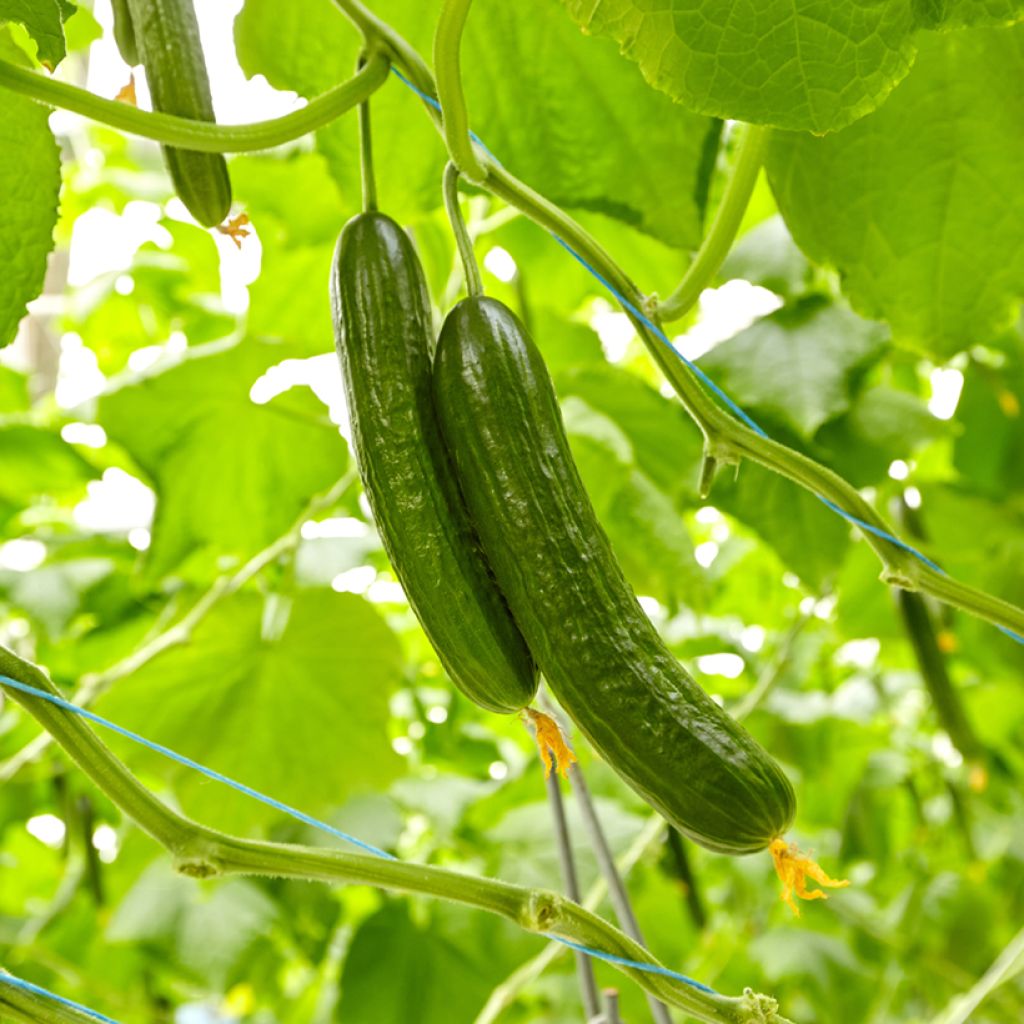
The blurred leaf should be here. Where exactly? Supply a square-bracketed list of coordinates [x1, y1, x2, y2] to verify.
[0, 365, 30, 411]
[698, 297, 888, 438]
[99, 590, 403, 825]
[559, 0, 918, 133]
[768, 26, 1024, 356]
[715, 463, 850, 590]
[97, 339, 347, 579]
[0, 424, 96, 505]
[0, 0, 68, 69]
[337, 901, 533, 1024]
[720, 216, 811, 299]
[0, 92, 61, 348]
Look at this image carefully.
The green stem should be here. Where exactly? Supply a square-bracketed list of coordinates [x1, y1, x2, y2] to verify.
[658, 124, 770, 322]
[0, 52, 390, 152]
[443, 162, 483, 297]
[0, 974, 101, 1024]
[434, 0, 488, 183]
[0, 647, 781, 1024]
[357, 56, 378, 212]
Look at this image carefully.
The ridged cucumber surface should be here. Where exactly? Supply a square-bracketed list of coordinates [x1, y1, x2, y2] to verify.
[127, 0, 231, 226]
[330, 214, 537, 714]
[433, 296, 796, 853]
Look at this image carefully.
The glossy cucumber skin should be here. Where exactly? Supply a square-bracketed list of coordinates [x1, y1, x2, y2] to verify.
[433, 297, 795, 853]
[330, 214, 537, 714]
[127, 0, 231, 226]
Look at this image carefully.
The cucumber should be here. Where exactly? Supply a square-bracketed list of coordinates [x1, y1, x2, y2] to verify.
[111, 0, 140, 67]
[330, 214, 537, 714]
[432, 297, 796, 853]
[127, 0, 231, 227]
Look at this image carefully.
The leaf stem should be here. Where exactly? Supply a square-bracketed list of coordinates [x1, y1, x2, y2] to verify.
[0, 52, 390, 152]
[0, 973, 105, 1024]
[657, 125, 770, 322]
[434, 0, 488, 183]
[444, 162, 484, 297]
[357, 55, 378, 212]
[0, 648, 780, 1024]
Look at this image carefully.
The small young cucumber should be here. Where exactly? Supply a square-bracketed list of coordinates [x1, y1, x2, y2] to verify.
[330, 214, 537, 714]
[127, 0, 231, 227]
[433, 297, 796, 853]
[111, 0, 140, 66]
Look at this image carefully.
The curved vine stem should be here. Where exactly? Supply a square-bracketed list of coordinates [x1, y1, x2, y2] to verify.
[357, 55, 378, 212]
[657, 124, 770, 322]
[434, 0, 488, 183]
[0, 51, 390, 152]
[0, 649, 788, 1024]
[443, 162, 483, 297]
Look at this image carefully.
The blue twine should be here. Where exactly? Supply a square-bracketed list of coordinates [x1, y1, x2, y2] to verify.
[388, 71, 1024, 648]
[0, 972, 120, 1023]
[0, 675, 719, 1001]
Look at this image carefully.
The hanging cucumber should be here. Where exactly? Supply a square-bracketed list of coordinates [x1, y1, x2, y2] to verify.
[111, 0, 140, 67]
[432, 296, 796, 854]
[330, 213, 537, 714]
[127, 0, 231, 227]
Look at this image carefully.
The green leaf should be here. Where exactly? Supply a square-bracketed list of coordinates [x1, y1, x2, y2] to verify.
[0, 0, 68, 69]
[918, 0, 1024, 29]
[96, 340, 348, 579]
[0, 92, 61, 348]
[337, 901, 534, 1024]
[698, 297, 888, 438]
[0, 424, 96, 504]
[0, 365, 30, 410]
[99, 590, 404, 825]
[559, 0, 918, 133]
[715, 463, 850, 590]
[767, 25, 1024, 357]
[461, 0, 718, 247]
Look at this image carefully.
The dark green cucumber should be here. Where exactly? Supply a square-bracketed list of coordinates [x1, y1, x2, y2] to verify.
[127, 0, 231, 227]
[330, 214, 537, 714]
[433, 297, 795, 853]
[111, 0, 140, 66]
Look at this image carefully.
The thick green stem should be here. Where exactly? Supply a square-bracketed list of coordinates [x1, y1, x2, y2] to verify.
[0, 648, 780, 1024]
[444, 162, 484, 297]
[434, 0, 488, 183]
[358, 56, 378, 212]
[658, 125, 770, 322]
[0, 975, 101, 1024]
[0, 53, 389, 152]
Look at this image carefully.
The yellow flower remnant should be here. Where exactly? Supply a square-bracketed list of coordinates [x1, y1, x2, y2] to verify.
[115, 73, 137, 106]
[770, 838, 849, 916]
[217, 212, 251, 249]
[524, 708, 577, 779]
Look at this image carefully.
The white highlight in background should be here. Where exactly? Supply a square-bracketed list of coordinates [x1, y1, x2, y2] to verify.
[697, 653, 745, 678]
[0, 539, 46, 572]
[928, 368, 964, 420]
[483, 247, 517, 283]
[27, 814, 66, 847]
[73, 469, 156, 532]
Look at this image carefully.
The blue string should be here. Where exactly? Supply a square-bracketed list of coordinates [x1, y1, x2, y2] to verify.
[0, 675, 719, 1001]
[388, 71, 1024, 648]
[0, 973, 121, 1023]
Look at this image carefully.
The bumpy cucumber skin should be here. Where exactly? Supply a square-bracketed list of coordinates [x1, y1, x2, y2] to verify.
[433, 297, 796, 854]
[330, 214, 537, 714]
[127, 0, 231, 226]
[111, 0, 140, 66]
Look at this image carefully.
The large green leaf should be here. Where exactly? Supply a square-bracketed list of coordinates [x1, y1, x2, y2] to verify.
[698, 297, 888, 438]
[97, 339, 348, 578]
[0, 0, 69, 69]
[99, 590, 403, 825]
[767, 25, 1024, 357]
[235, 0, 717, 246]
[0, 92, 60, 348]
[560, 0, 918, 133]
[0, 424, 95, 504]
